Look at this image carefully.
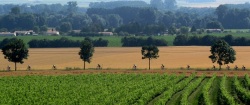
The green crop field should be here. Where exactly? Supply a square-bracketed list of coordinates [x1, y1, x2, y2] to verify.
[0, 74, 249, 104]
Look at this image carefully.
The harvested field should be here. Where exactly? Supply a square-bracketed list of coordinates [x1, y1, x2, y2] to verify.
[0, 46, 249, 70]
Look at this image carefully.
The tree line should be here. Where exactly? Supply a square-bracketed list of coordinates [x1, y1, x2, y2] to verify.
[121, 36, 168, 47]
[0, 2, 250, 35]
[0, 37, 237, 71]
[0, 37, 109, 48]
[173, 35, 250, 46]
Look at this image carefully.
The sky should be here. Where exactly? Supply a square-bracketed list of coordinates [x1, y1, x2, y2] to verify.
[1, 0, 250, 7]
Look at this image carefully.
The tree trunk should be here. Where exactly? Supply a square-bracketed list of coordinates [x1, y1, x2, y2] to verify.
[84, 61, 86, 70]
[219, 65, 221, 70]
[15, 62, 17, 71]
[149, 58, 151, 70]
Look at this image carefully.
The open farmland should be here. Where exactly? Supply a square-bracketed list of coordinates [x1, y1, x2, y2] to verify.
[0, 74, 250, 104]
[0, 46, 248, 70]
[0, 46, 250, 71]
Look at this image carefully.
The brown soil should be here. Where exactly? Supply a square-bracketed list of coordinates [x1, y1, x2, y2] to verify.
[0, 69, 249, 77]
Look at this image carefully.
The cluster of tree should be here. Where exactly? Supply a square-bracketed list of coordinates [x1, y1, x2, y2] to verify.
[0, 4, 86, 15]
[173, 35, 250, 46]
[87, 7, 219, 31]
[28, 37, 108, 48]
[69, 32, 103, 37]
[1, 1, 250, 35]
[115, 23, 165, 35]
[0, 37, 105, 48]
[121, 36, 168, 47]
[89, 1, 149, 9]
[28, 37, 81, 48]
[0, 2, 90, 33]
[216, 5, 250, 29]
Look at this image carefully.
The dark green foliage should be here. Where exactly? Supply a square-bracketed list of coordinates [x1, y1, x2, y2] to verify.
[121, 36, 168, 47]
[173, 35, 250, 46]
[28, 37, 108, 48]
[59, 22, 72, 33]
[209, 40, 236, 69]
[216, 5, 250, 29]
[1, 38, 29, 71]
[141, 45, 159, 70]
[93, 38, 109, 47]
[168, 26, 177, 35]
[180, 26, 189, 35]
[89, 1, 149, 9]
[190, 25, 197, 32]
[173, 35, 189, 46]
[79, 39, 95, 70]
[206, 21, 224, 29]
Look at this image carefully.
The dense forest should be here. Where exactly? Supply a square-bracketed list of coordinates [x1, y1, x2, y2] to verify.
[0, 1, 249, 35]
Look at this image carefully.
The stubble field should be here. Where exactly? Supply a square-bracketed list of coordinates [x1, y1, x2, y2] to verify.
[0, 46, 250, 71]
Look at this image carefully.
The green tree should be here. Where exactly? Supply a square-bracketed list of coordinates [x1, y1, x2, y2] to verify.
[180, 26, 189, 35]
[209, 40, 236, 70]
[141, 45, 159, 70]
[79, 39, 95, 70]
[60, 22, 72, 33]
[206, 21, 223, 30]
[168, 26, 177, 35]
[1, 38, 29, 71]
[40, 25, 48, 32]
[190, 25, 197, 32]
[10, 7, 20, 15]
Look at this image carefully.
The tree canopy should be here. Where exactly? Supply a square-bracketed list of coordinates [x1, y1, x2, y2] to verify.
[141, 45, 159, 70]
[1, 38, 29, 71]
[79, 39, 95, 70]
[209, 40, 236, 70]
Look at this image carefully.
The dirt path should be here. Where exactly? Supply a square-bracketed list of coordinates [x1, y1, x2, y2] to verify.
[1, 69, 250, 77]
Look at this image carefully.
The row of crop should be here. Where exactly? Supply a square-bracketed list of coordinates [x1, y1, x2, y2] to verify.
[89, 74, 170, 104]
[219, 75, 239, 105]
[233, 76, 250, 103]
[0, 74, 172, 104]
[132, 74, 186, 105]
[154, 74, 196, 105]
[199, 75, 216, 105]
[115, 74, 185, 105]
[180, 75, 205, 105]
[244, 74, 250, 89]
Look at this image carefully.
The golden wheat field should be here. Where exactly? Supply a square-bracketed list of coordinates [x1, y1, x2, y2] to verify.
[0, 46, 249, 70]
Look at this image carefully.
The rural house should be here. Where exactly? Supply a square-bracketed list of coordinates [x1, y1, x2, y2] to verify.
[46, 28, 60, 36]
[0, 32, 16, 36]
[98, 32, 113, 36]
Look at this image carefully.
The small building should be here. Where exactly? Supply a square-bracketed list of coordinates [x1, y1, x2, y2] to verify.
[15, 30, 34, 36]
[0, 32, 16, 36]
[72, 30, 81, 33]
[46, 28, 60, 36]
[98, 32, 113, 36]
[206, 29, 222, 33]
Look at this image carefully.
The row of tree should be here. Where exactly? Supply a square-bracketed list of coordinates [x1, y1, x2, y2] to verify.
[0, 37, 95, 71]
[121, 36, 168, 47]
[28, 37, 108, 48]
[0, 38, 237, 71]
[0, 37, 108, 48]
[173, 35, 250, 46]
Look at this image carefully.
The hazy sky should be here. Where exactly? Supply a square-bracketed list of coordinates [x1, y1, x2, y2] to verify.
[1, 0, 250, 7]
